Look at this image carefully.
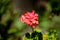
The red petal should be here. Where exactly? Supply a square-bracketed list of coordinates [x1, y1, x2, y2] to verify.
[24, 19, 31, 24]
[33, 17, 38, 20]
[34, 13, 38, 17]
[25, 15, 30, 19]
[29, 14, 34, 18]
[35, 21, 38, 24]
[31, 10, 35, 14]
[24, 13, 28, 16]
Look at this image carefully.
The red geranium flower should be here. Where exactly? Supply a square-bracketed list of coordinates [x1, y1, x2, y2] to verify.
[20, 10, 38, 28]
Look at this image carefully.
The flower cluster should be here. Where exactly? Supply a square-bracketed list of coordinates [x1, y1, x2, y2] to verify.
[20, 10, 38, 28]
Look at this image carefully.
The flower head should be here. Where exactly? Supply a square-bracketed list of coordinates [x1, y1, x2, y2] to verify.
[20, 10, 38, 28]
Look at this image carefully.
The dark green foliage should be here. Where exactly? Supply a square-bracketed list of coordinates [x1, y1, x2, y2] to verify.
[0, 23, 6, 32]
[25, 31, 43, 40]
[51, 1, 59, 8]
[48, 30, 54, 35]
[0, 19, 13, 40]
[6, 19, 13, 27]
[25, 32, 30, 39]
[51, 1, 60, 16]
[0, 0, 11, 21]
[34, 4, 46, 17]
[37, 32, 43, 40]
[48, 29, 57, 36]
[52, 9, 60, 16]
[49, 37, 52, 39]
[40, 6, 46, 12]
[31, 31, 38, 38]
[0, 0, 13, 40]
[33, 38, 37, 40]
[32, 0, 38, 6]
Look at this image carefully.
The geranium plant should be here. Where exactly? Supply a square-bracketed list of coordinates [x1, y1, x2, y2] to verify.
[20, 10, 43, 40]
[20, 10, 57, 40]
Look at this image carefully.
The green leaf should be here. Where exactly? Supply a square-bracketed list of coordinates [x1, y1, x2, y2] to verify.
[25, 32, 31, 39]
[8, 28, 18, 34]
[0, 6, 5, 14]
[31, 31, 37, 38]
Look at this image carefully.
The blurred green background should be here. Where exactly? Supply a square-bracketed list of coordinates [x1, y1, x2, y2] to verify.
[0, 0, 60, 40]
